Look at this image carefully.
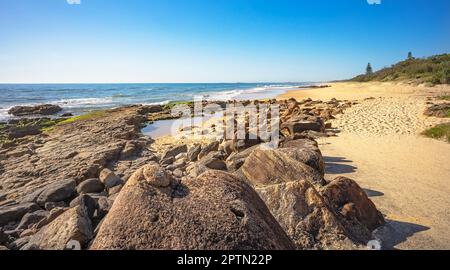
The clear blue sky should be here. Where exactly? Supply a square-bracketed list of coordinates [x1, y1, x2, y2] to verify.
[0, 0, 449, 83]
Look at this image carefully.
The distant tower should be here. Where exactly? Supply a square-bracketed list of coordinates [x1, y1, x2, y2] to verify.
[408, 52, 414, 60]
[366, 63, 373, 75]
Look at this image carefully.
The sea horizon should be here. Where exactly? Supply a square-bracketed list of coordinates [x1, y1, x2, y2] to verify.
[0, 82, 317, 121]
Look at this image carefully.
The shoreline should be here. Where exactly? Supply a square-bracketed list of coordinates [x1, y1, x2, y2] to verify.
[1, 81, 449, 250]
[0, 83, 315, 123]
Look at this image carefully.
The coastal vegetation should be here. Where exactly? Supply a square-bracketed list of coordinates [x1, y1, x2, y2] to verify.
[351, 53, 450, 85]
[56, 111, 106, 126]
[422, 123, 450, 142]
[0, 123, 7, 145]
[163, 101, 194, 110]
[0, 111, 108, 147]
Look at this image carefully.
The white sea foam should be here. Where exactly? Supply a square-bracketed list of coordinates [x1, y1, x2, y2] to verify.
[141, 100, 171, 106]
[0, 84, 306, 122]
[206, 90, 243, 101]
[0, 108, 9, 122]
[205, 84, 299, 101]
[54, 97, 115, 107]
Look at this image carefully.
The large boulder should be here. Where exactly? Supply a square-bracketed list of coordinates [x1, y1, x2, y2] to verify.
[321, 177, 385, 237]
[280, 138, 321, 154]
[256, 179, 355, 249]
[91, 166, 295, 250]
[240, 148, 355, 249]
[281, 117, 324, 136]
[0, 203, 41, 226]
[240, 146, 383, 249]
[23, 198, 94, 250]
[278, 139, 325, 176]
[241, 149, 326, 187]
[8, 104, 62, 116]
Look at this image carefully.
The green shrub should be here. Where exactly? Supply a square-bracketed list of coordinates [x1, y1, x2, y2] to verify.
[351, 54, 450, 85]
[56, 111, 106, 126]
[422, 123, 450, 142]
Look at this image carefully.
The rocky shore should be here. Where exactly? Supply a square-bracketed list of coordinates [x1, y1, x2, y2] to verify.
[0, 98, 385, 250]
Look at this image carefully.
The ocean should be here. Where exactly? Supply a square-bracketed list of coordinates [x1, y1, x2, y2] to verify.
[0, 83, 311, 121]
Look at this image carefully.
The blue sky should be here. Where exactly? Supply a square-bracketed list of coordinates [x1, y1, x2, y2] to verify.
[0, 0, 449, 83]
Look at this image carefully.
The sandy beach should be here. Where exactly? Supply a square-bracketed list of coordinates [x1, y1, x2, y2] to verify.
[278, 82, 450, 249]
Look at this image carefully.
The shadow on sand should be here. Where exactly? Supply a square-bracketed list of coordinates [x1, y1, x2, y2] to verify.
[364, 188, 385, 197]
[374, 220, 431, 250]
[324, 156, 357, 174]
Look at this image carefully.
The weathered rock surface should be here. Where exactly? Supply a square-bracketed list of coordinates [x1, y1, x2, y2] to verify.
[0, 203, 40, 226]
[36, 179, 76, 206]
[9, 236, 31, 250]
[77, 178, 105, 194]
[8, 104, 62, 116]
[32, 207, 66, 231]
[0, 229, 10, 245]
[187, 144, 202, 161]
[424, 103, 450, 118]
[256, 179, 355, 249]
[161, 144, 188, 160]
[99, 169, 122, 189]
[187, 151, 228, 177]
[321, 176, 385, 238]
[16, 210, 48, 231]
[241, 149, 326, 187]
[198, 141, 219, 160]
[127, 164, 173, 188]
[240, 139, 383, 249]
[24, 198, 94, 250]
[1, 106, 154, 203]
[91, 167, 295, 250]
[279, 139, 325, 176]
[281, 119, 324, 136]
[225, 144, 261, 172]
